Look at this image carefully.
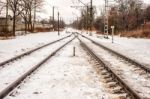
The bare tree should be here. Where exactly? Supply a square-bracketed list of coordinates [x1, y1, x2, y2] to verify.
[6, 0, 43, 35]
[0, 1, 5, 14]
[19, 0, 28, 34]
[145, 6, 150, 22]
[7, 0, 24, 36]
[0, 0, 10, 36]
[72, 6, 96, 30]
[22, 0, 43, 32]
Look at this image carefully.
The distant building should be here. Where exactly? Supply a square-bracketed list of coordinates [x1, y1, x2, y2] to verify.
[0, 15, 13, 32]
[0, 15, 24, 33]
[0, 15, 53, 34]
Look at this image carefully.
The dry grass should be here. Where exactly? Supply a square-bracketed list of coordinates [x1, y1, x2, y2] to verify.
[34, 27, 52, 32]
[120, 22, 150, 38]
[0, 36, 15, 40]
[120, 28, 150, 39]
[0, 33, 15, 40]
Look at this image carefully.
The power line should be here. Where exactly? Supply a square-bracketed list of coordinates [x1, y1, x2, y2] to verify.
[90, 0, 93, 36]
[58, 12, 60, 36]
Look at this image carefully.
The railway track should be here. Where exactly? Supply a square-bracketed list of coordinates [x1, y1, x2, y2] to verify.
[0, 36, 76, 99]
[78, 34, 150, 98]
[2, 37, 112, 99]
[78, 37, 144, 99]
[0, 34, 72, 67]
[77, 33, 150, 73]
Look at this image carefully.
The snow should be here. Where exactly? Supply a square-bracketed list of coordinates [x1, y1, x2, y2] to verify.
[79, 36, 150, 98]
[80, 32, 150, 67]
[1, 28, 149, 99]
[4, 39, 110, 99]
[0, 35, 74, 93]
[0, 30, 70, 63]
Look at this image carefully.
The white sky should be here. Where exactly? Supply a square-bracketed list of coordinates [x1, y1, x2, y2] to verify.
[40, 0, 150, 24]
[40, 0, 105, 24]
[1, 0, 149, 24]
[0, 0, 150, 23]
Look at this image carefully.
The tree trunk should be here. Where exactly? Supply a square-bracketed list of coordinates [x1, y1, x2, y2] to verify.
[28, 22, 30, 31]
[25, 18, 27, 34]
[29, 9, 32, 31]
[13, 13, 16, 36]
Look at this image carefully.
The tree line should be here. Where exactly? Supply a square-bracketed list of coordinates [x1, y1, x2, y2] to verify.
[0, 0, 43, 36]
[0, 0, 66, 37]
[72, 0, 150, 35]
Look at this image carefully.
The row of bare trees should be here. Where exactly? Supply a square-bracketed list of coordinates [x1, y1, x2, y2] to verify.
[107, 0, 147, 32]
[0, 0, 43, 36]
[72, 0, 150, 34]
[107, 0, 150, 33]
[71, 6, 96, 30]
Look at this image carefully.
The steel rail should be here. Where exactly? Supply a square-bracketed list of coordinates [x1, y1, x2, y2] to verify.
[0, 34, 72, 67]
[0, 36, 76, 99]
[77, 33, 150, 73]
[78, 37, 143, 99]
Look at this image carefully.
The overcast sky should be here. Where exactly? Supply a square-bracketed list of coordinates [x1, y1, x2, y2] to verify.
[40, 0, 150, 24]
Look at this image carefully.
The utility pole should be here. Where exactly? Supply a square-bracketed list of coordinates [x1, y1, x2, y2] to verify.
[60, 17, 62, 29]
[58, 12, 60, 36]
[5, 0, 8, 35]
[49, 16, 52, 29]
[90, 0, 93, 36]
[104, 0, 116, 38]
[33, 0, 36, 32]
[76, 17, 78, 32]
[86, 6, 89, 34]
[111, 26, 114, 43]
[59, 17, 61, 29]
[104, 0, 109, 38]
[52, 6, 55, 31]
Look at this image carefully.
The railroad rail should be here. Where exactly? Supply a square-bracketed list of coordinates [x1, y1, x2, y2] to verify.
[78, 37, 143, 99]
[0, 36, 76, 98]
[0, 34, 72, 67]
[77, 33, 150, 73]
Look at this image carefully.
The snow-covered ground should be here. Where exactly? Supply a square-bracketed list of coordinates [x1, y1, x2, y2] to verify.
[80, 31, 150, 67]
[0, 30, 70, 63]
[1, 28, 149, 99]
[4, 39, 110, 99]
[79, 36, 150, 98]
[0, 35, 74, 93]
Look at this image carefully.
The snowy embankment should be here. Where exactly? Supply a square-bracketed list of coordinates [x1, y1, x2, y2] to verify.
[0, 36, 74, 94]
[0, 31, 70, 63]
[79, 36, 150, 98]
[4, 39, 110, 99]
[81, 32, 150, 67]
